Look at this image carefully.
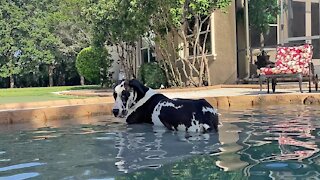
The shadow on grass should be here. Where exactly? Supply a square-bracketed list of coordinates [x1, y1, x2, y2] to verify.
[68, 85, 102, 90]
[68, 85, 113, 92]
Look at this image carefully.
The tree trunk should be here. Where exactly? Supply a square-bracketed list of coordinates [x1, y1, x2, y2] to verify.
[32, 73, 38, 87]
[10, 75, 14, 88]
[100, 66, 104, 87]
[260, 32, 265, 49]
[61, 74, 66, 86]
[48, 65, 54, 87]
[204, 58, 210, 86]
[80, 76, 85, 85]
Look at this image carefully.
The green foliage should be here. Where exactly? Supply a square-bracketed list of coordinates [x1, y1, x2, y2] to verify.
[85, 0, 157, 44]
[158, 0, 232, 28]
[0, 0, 232, 88]
[138, 62, 167, 89]
[150, 0, 232, 87]
[0, 0, 92, 88]
[85, 0, 232, 87]
[76, 46, 112, 86]
[0, 1, 29, 79]
[249, 0, 280, 34]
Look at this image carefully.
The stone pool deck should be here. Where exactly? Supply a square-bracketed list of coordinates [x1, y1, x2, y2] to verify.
[1, 83, 320, 126]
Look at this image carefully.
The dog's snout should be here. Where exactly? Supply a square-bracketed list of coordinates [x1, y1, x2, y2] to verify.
[112, 109, 119, 116]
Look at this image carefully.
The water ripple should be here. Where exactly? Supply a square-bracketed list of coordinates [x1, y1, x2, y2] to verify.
[0, 162, 46, 172]
[0, 172, 40, 180]
[0, 159, 10, 162]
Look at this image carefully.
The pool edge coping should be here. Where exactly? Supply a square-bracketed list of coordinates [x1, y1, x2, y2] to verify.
[1, 91, 320, 125]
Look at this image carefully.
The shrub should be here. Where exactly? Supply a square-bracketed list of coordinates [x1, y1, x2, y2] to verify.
[76, 46, 113, 87]
[138, 62, 167, 89]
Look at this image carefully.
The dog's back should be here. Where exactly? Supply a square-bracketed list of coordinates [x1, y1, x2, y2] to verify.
[151, 98, 219, 132]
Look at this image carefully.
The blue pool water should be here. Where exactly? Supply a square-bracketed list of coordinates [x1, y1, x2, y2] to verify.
[0, 104, 320, 179]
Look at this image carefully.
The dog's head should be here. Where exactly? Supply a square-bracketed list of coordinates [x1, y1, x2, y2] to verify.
[112, 79, 149, 118]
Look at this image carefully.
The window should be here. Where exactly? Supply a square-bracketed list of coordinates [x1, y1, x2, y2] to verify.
[285, 0, 320, 58]
[140, 37, 155, 64]
[312, 2, 320, 58]
[250, 24, 278, 48]
[187, 15, 212, 56]
[264, 24, 278, 47]
[311, 2, 319, 36]
[289, 1, 306, 38]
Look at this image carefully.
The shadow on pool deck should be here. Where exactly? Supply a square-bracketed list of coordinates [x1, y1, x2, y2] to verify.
[0, 83, 320, 125]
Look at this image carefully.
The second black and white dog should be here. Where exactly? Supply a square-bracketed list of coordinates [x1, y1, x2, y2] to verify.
[112, 79, 219, 133]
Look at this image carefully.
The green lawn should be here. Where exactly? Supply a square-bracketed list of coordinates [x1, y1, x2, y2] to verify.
[0, 85, 101, 104]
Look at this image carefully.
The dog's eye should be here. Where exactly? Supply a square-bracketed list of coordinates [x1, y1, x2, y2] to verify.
[122, 91, 129, 96]
[121, 92, 127, 99]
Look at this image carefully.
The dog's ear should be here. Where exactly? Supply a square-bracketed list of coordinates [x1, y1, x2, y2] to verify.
[129, 79, 147, 94]
[123, 80, 130, 90]
[113, 79, 126, 89]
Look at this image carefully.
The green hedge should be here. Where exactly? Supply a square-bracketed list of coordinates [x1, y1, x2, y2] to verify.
[138, 62, 167, 89]
[76, 46, 112, 86]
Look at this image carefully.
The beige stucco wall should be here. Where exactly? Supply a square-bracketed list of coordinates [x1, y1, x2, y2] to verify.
[210, 1, 237, 84]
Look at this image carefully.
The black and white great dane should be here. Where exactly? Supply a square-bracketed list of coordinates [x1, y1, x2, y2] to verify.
[112, 79, 219, 133]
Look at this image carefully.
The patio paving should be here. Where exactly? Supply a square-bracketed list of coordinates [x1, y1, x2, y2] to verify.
[58, 82, 315, 99]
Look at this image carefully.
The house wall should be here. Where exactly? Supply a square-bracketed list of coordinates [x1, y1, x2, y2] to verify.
[210, 1, 237, 84]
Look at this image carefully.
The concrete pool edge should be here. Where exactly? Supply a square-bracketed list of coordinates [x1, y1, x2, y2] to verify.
[1, 91, 320, 125]
[204, 93, 320, 108]
[59, 83, 310, 97]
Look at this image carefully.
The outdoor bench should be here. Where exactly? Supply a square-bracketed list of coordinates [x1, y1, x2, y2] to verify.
[258, 44, 318, 93]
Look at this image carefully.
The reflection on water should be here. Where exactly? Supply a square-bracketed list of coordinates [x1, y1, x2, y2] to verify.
[114, 125, 220, 173]
[232, 105, 320, 179]
[0, 105, 320, 179]
[1, 172, 40, 179]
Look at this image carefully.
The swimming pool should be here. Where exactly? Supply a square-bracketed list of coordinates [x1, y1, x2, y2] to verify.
[0, 104, 319, 179]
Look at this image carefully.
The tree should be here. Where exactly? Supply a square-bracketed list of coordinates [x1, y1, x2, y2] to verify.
[0, 1, 31, 88]
[0, 0, 93, 88]
[0, 0, 232, 88]
[28, 0, 66, 87]
[53, 0, 92, 86]
[84, 0, 156, 79]
[86, 0, 232, 87]
[150, 0, 232, 87]
[249, 0, 280, 48]
[0, 0, 63, 87]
